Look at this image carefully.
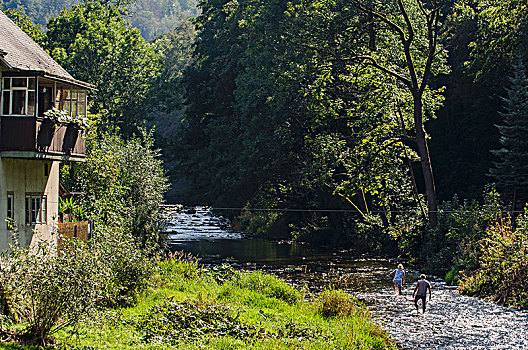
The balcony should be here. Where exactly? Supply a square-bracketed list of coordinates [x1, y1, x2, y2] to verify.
[0, 116, 85, 161]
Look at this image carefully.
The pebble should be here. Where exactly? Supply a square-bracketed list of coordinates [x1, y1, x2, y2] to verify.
[354, 287, 528, 349]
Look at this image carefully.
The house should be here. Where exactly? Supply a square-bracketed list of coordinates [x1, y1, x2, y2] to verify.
[0, 10, 93, 251]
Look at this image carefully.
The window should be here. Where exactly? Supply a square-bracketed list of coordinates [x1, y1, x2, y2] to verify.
[25, 194, 47, 225]
[55, 87, 87, 117]
[7, 193, 14, 226]
[1, 77, 36, 116]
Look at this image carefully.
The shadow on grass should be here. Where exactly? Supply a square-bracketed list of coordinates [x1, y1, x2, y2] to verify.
[0, 343, 55, 350]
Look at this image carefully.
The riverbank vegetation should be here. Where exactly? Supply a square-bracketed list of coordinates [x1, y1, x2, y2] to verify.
[2, 0, 528, 318]
[0, 257, 395, 349]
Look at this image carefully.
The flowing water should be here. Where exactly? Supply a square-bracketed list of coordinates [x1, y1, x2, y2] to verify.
[164, 206, 528, 349]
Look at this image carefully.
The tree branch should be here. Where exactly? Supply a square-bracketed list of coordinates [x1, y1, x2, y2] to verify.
[340, 55, 413, 89]
[352, 0, 407, 44]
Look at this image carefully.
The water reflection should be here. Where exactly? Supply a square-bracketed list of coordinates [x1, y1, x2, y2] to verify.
[172, 238, 320, 264]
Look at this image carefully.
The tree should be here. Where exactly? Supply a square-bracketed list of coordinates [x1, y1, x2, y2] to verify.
[344, 0, 448, 228]
[180, 0, 429, 245]
[46, 0, 160, 135]
[128, 0, 199, 41]
[2, 7, 46, 46]
[489, 58, 528, 210]
[461, 0, 528, 85]
[62, 129, 169, 249]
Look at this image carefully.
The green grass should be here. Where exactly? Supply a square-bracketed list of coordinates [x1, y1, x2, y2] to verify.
[2, 260, 395, 350]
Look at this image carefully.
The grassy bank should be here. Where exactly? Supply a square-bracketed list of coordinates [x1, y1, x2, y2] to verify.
[1, 258, 395, 350]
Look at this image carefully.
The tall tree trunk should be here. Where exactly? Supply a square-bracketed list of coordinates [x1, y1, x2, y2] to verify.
[368, 12, 376, 51]
[414, 97, 438, 228]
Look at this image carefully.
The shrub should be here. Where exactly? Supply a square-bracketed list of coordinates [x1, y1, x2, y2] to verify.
[65, 130, 169, 251]
[0, 238, 101, 346]
[459, 214, 528, 308]
[89, 226, 156, 306]
[419, 188, 501, 276]
[228, 271, 301, 304]
[135, 298, 258, 344]
[154, 252, 202, 288]
[315, 290, 363, 318]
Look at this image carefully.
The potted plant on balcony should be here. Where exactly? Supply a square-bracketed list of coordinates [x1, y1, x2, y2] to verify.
[43, 107, 70, 128]
[43, 108, 89, 130]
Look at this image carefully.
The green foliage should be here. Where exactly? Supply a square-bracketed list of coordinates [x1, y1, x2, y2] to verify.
[418, 188, 501, 276]
[129, 0, 198, 41]
[225, 271, 302, 305]
[180, 0, 446, 245]
[135, 298, 258, 344]
[0, 0, 77, 28]
[58, 197, 86, 222]
[459, 0, 528, 83]
[46, 0, 160, 135]
[147, 18, 196, 172]
[459, 213, 528, 309]
[0, 0, 198, 41]
[89, 226, 156, 305]
[0, 238, 101, 346]
[30, 259, 394, 349]
[315, 290, 363, 319]
[74, 130, 169, 249]
[489, 58, 528, 207]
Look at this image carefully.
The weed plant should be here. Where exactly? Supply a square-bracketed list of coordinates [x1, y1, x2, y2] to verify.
[459, 214, 528, 309]
[47, 257, 395, 350]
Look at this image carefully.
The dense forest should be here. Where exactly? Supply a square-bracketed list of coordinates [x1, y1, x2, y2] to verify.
[2, 0, 527, 306]
[0, 0, 198, 40]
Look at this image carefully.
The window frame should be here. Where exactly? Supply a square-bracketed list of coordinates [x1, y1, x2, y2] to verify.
[25, 194, 47, 225]
[1, 77, 37, 117]
[55, 86, 87, 117]
[7, 192, 14, 227]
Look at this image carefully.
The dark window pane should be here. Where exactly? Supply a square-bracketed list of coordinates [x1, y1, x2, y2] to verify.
[28, 78, 36, 90]
[12, 78, 27, 88]
[3, 78, 10, 89]
[7, 195, 13, 220]
[25, 197, 30, 225]
[12, 90, 26, 115]
[77, 101, 85, 117]
[2, 91, 10, 114]
[71, 91, 78, 116]
[78, 91, 86, 116]
[27, 91, 35, 116]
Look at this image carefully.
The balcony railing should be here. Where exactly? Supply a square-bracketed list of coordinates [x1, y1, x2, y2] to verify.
[0, 116, 85, 159]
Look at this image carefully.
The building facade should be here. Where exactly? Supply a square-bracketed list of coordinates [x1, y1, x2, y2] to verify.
[0, 10, 93, 251]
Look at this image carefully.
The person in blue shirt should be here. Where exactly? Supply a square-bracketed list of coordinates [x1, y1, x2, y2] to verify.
[386, 264, 406, 295]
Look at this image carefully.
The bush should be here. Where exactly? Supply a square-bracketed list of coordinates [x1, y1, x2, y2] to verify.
[315, 290, 363, 318]
[419, 188, 501, 276]
[227, 271, 301, 304]
[135, 298, 258, 344]
[89, 226, 156, 306]
[459, 214, 528, 309]
[66, 129, 169, 251]
[0, 238, 101, 346]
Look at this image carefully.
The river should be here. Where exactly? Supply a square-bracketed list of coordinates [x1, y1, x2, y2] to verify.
[163, 206, 528, 350]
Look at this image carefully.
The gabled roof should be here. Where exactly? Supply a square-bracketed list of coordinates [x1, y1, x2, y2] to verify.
[0, 10, 94, 89]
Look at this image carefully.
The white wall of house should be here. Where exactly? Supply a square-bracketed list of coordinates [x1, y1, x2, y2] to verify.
[0, 158, 59, 251]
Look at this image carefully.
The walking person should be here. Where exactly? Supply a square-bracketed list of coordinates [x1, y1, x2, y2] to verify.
[413, 274, 431, 313]
[386, 264, 405, 295]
